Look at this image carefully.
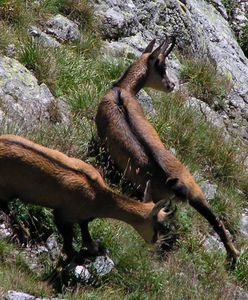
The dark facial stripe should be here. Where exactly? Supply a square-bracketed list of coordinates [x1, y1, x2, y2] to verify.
[155, 60, 165, 77]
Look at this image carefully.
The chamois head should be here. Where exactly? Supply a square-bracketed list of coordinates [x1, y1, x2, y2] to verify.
[137, 199, 176, 244]
[143, 37, 176, 92]
[113, 36, 176, 94]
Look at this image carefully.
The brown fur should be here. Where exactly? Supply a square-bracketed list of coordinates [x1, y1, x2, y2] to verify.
[0, 134, 172, 258]
[95, 38, 239, 261]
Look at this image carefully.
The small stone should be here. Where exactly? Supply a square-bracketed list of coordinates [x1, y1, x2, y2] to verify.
[240, 213, 248, 238]
[203, 234, 225, 253]
[137, 90, 155, 116]
[93, 255, 115, 276]
[5, 291, 35, 300]
[74, 265, 91, 281]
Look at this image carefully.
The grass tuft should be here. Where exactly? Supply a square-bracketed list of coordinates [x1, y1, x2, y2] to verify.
[180, 58, 231, 106]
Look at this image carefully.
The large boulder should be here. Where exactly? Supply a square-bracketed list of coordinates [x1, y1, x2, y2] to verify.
[45, 14, 80, 42]
[0, 56, 70, 129]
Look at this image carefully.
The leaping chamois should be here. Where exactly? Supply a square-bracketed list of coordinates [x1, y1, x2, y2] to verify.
[95, 37, 239, 262]
[0, 134, 174, 259]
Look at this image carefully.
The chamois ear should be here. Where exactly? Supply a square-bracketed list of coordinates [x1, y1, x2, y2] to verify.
[143, 39, 156, 54]
[143, 180, 152, 203]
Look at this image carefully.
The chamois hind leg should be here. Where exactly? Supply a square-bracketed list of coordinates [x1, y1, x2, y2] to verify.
[169, 179, 239, 263]
[53, 211, 75, 260]
[79, 219, 99, 256]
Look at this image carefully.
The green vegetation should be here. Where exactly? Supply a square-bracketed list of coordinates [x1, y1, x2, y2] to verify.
[0, 240, 52, 296]
[180, 58, 231, 106]
[0, 0, 247, 299]
[221, 0, 236, 19]
[239, 21, 248, 58]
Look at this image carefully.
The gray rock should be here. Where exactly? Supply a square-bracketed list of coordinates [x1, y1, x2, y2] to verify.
[28, 26, 61, 48]
[233, 286, 248, 300]
[5, 291, 35, 300]
[209, 0, 228, 20]
[230, 1, 248, 38]
[5, 291, 65, 300]
[185, 97, 228, 131]
[45, 14, 80, 42]
[244, 156, 248, 171]
[93, 255, 115, 276]
[203, 233, 225, 253]
[0, 56, 70, 129]
[136, 90, 155, 116]
[102, 41, 140, 58]
[240, 211, 248, 238]
[0, 211, 12, 239]
[95, 1, 139, 39]
[64, 255, 115, 284]
[74, 264, 91, 281]
[199, 180, 218, 201]
[46, 234, 61, 260]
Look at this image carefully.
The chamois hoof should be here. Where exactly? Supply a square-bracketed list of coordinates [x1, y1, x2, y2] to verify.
[226, 251, 239, 270]
[75, 240, 106, 263]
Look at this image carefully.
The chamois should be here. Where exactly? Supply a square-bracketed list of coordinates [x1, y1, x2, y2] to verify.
[0, 134, 175, 258]
[95, 37, 239, 261]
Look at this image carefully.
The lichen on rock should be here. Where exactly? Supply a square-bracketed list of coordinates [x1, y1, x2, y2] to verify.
[0, 56, 70, 129]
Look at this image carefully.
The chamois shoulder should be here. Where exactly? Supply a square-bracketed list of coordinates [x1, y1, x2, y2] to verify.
[0, 135, 106, 187]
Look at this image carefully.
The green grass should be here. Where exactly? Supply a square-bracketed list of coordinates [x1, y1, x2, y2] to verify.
[154, 91, 248, 191]
[0, 240, 52, 296]
[180, 58, 231, 106]
[221, 0, 236, 19]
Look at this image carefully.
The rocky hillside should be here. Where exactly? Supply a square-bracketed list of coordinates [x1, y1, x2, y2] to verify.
[0, 0, 247, 299]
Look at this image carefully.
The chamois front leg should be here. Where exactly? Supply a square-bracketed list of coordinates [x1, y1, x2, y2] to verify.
[168, 179, 239, 263]
[53, 211, 76, 260]
[79, 219, 100, 256]
[189, 197, 239, 265]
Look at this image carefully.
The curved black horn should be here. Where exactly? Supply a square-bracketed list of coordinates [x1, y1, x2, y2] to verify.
[166, 206, 177, 219]
[143, 179, 151, 203]
[163, 36, 176, 57]
[151, 199, 169, 218]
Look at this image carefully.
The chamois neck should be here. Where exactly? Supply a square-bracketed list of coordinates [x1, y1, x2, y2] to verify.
[113, 62, 148, 95]
[97, 189, 153, 226]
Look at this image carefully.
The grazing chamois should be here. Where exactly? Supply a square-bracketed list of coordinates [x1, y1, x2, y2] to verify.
[0, 134, 174, 258]
[95, 37, 239, 262]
